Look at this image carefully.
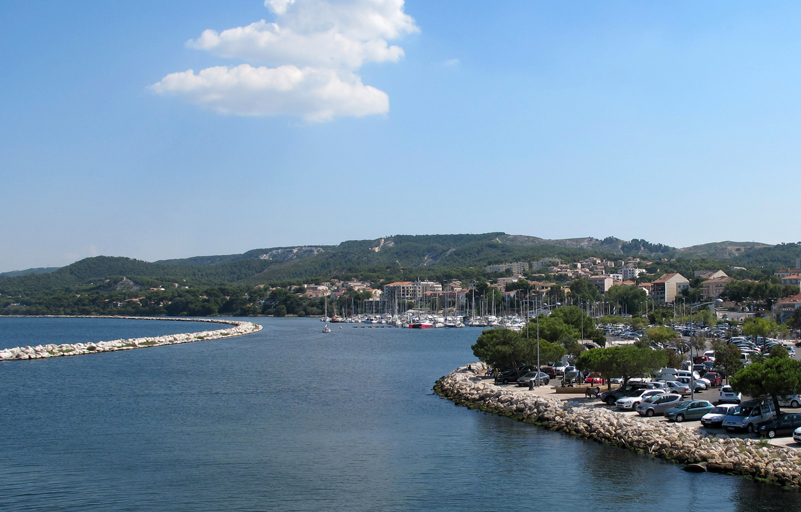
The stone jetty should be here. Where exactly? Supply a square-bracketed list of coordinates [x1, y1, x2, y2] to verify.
[435, 362, 801, 488]
[0, 316, 262, 361]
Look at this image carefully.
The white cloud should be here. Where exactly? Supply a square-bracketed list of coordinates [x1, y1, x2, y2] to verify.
[443, 58, 460, 67]
[151, 64, 388, 121]
[152, 0, 416, 121]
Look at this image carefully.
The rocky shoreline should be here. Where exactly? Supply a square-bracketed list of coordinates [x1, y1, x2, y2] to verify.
[435, 362, 801, 488]
[0, 316, 263, 361]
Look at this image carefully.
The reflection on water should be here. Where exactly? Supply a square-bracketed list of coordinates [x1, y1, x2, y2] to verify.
[0, 317, 799, 511]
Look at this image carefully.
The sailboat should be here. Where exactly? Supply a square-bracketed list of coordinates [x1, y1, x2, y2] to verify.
[322, 298, 331, 332]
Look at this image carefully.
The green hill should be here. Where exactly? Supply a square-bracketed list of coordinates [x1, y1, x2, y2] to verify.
[2, 234, 799, 297]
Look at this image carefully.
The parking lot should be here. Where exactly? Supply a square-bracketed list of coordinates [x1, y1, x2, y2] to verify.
[494, 380, 800, 449]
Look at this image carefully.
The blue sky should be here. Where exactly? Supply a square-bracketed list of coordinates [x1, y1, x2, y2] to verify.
[2, 1, 801, 272]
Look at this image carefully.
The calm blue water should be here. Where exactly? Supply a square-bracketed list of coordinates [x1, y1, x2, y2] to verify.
[0, 317, 220, 350]
[0, 317, 798, 511]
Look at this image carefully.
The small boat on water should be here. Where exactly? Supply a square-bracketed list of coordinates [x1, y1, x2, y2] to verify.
[322, 324, 331, 333]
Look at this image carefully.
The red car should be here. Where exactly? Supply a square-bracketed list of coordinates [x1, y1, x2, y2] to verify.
[703, 372, 723, 387]
[585, 375, 605, 385]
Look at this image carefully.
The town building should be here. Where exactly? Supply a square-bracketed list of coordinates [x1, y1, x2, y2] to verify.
[485, 261, 529, 273]
[774, 293, 801, 323]
[695, 270, 728, 280]
[622, 268, 645, 280]
[701, 277, 731, 299]
[588, 275, 615, 294]
[651, 273, 690, 303]
[532, 257, 561, 270]
[781, 275, 801, 288]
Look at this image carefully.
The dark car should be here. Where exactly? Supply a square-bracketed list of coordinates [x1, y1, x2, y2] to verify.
[600, 382, 657, 406]
[494, 370, 524, 385]
[539, 366, 557, 379]
[758, 413, 801, 438]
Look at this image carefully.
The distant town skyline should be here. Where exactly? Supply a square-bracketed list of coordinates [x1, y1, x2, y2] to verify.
[3, 1, 801, 272]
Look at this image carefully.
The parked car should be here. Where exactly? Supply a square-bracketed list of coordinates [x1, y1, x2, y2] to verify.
[701, 404, 738, 428]
[758, 413, 801, 438]
[600, 382, 658, 406]
[616, 389, 666, 410]
[719, 385, 742, 404]
[677, 376, 706, 392]
[585, 374, 605, 385]
[665, 400, 715, 422]
[703, 372, 723, 387]
[778, 394, 801, 408]
[664, 381, 691, 395]
[723, 400, 777, 433]
[539, 366, 557, 379]
[516, 371, 550, 387]
[494, 370, 523, 385]
[793, 426, 801, 443]
[637, 394, 684, 417]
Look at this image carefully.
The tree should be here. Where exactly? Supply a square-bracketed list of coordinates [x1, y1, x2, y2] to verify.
[690, 336, 707, 355]
[664, 348, 685, 369]
[712, 340, 743, 383]
[575, 346, 667, 389]
[645, 326, 678, 346]
[605, 285, 647, 315]
[548, 306, 606, 346]
[742, 317, 777, 345]
[472, 329, 565, 376]
[569, 278, 602, 303]
[786, 308, 801, 330]
[730, 353, 801, 414]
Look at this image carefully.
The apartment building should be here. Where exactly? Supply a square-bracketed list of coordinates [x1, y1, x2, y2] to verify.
[651, 273, 690, 303]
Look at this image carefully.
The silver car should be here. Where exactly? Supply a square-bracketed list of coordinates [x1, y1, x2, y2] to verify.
[636, 393, 684, 417]
[664, 381, 691, 395]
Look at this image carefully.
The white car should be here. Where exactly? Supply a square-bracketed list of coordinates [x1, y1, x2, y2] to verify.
[701, 404, 738, 428]
[616, 389, 666, 410]
[778, 394, 801, 408]
[719, 385, 742, 404]
[793, 426, 801, 444]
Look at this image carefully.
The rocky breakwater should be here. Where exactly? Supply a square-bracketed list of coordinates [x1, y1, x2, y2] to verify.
[0, 317, 262, 361]
[435, 363, 801, 488]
